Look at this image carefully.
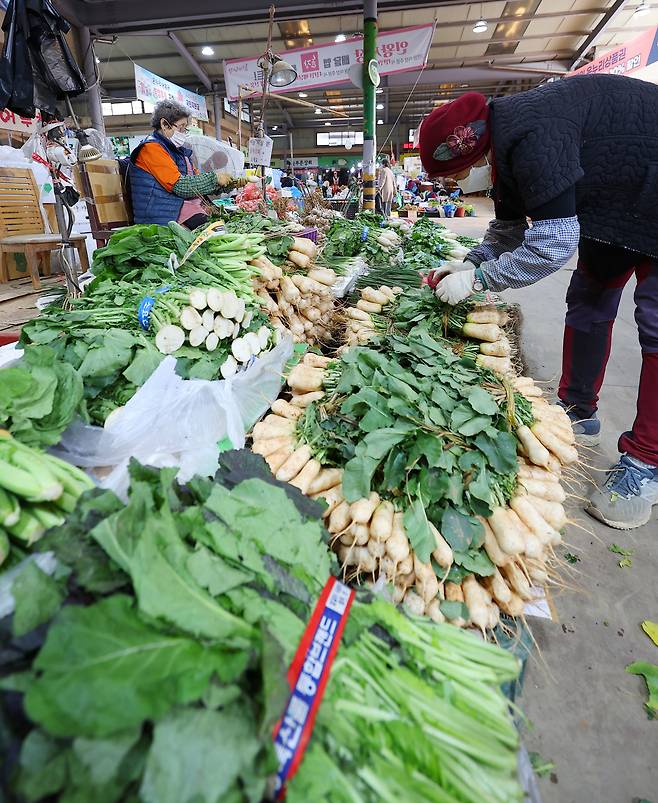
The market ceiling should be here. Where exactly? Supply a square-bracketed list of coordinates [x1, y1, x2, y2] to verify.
[61, 0, 658, 128]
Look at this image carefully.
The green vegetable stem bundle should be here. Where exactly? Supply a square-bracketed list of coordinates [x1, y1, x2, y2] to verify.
[0, 456, 523, 802]
[0, 433, 93, 566]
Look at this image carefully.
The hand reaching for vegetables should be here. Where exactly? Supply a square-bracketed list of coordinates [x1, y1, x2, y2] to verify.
[426, 259, 476, 289]
[435, 268, 476, 305]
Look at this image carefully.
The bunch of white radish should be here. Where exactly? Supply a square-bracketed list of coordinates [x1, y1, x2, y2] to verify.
[374, 229, 401, 250]
[286, 236, 318, 270]
[447, 305, 516, 377]
[343, 285, 402, 349]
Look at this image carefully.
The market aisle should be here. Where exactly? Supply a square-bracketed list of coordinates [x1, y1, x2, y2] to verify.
[441, 198, 657, 802]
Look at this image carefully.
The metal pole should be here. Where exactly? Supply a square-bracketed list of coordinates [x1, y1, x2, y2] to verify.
[212, 85, 223, 140]
[288, 130, 294, 171]
[78, 26, 105, 136]
[362, 0, 377, 211]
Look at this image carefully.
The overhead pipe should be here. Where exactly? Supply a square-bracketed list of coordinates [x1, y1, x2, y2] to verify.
[167, 31, 212, 90]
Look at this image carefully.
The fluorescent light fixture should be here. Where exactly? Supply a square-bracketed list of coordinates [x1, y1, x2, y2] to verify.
[335, 33, 347, 42]
[377, 119, 383, 125]
[298, 92, 308, 98]
[376, 88, 384, 94]
[272, 125, 278, 131]
[635, 1, 651, 14]
[376, 103, 384, 109]
[201, 45, 215, 56]
[315, 108, 322, 114]
[472, 19, 488, 33]
[325, 121, 331, 126]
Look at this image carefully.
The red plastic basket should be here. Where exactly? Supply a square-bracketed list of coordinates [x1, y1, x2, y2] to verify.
[298, 227, 319, 243]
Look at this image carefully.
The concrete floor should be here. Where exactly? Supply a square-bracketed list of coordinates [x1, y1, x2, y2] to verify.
[440, 199, 658, 803]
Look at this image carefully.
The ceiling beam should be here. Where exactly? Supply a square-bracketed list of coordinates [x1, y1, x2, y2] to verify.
[98, 26, 591, 66]
[167, 32, 212, 90]
[570, 0, 629, 68]
[80, 0, 610, 35]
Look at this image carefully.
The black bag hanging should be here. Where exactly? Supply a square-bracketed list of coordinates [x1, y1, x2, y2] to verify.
[1, 0, 36, 117]
[30, 0, 86, 98]
[0, 0, 15, 109]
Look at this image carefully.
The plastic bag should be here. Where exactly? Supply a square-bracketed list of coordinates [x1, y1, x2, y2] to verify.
[52, 337, 293, 499]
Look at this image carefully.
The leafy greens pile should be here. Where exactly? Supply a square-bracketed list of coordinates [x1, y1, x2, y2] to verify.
[1, 454, 522, 803]
[297, 314, 528, 585]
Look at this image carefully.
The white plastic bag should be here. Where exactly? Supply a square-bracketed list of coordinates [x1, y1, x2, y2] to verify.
[52, 337, 293, 498]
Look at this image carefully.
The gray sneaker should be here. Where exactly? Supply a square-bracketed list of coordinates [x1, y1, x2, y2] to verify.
[587, 454, 658, 530]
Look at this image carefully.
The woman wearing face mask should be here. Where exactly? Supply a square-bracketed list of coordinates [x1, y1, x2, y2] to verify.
[418, 78, 658, 531]
[129, 100, 244, 228]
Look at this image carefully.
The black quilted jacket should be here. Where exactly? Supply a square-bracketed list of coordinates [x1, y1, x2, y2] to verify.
[491, 75, 658, 257]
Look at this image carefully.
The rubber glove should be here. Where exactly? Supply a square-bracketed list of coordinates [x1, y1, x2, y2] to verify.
[435, 269, 476, 305]
[426, 259, 476, 289]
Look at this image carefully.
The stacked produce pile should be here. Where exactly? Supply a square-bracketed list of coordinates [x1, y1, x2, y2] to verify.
[1, 456, 523, 802]
[250, 234, 339, 345]
[251, 286, 577, 628]
[10, 223, 280, 427]
[299, 189, 338, 244]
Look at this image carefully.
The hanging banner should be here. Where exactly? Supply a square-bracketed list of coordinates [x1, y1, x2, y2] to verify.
[134, 64, 208, 121]
[570, 25, 658, 77]
[0, 108, 41, 133]
[224, 23, 434, 101]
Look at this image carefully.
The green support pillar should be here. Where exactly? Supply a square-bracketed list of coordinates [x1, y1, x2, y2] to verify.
[362, 0, 377, 211]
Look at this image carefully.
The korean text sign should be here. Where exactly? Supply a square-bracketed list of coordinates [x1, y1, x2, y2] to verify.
[224, 23, 434, 100]
[134, 64, 208, 121]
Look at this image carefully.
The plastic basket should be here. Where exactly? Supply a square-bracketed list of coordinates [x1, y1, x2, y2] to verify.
[298, 227, 319, 243]
[0, 332, 20, 346]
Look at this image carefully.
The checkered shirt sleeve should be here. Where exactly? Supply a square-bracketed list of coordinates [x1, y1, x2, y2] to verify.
[479, 216, 580, 292]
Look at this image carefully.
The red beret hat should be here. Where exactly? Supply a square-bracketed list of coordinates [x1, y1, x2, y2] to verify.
[419, 93, 491, 178]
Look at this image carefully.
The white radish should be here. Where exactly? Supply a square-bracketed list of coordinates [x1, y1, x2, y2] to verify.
[180, 306, 202, 330]
[462, 575, 490, 631]
[350, 493, 380, 525]
[231, 337, 252, 363]
[276, 444, 312, 483]
[220, 292, 239, 320]
[155, 324, 185, 354]
[308, 468, 342, 496]
[429, 522, 453, 569]
[480, 518, 511, 567]
[189, 289, 207, 310]
[289, 459, 322, 494]
[328, 500, 352, 533]
[516, 425, 550, 468]
[488, 507, 524, 555]
[206, 288, 225, 312]
[403, 591, 425, 617]
[271, 399, 303, 420]
[266, 448, 294, 474]
[189, 325, 209, 348]
[220, 355, 238, 379]
[232, 322, 241, 339]
[233, 298, 246, 323]
[245, 331, 261, 356]
[370, 501, 395, 542]
[427, 600, 446, 623]
[205, 332, 219, 352]
[202, 309, 215, 331]
[257, 325, 270, 350]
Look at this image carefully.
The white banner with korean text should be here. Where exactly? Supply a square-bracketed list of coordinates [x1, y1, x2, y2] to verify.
[134, 64, 208, 121]
[224, 23, 434, 101]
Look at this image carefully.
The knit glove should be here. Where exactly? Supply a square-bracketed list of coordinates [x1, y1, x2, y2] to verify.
[435, 269, 476, 305]
[427, 260, 476, 289]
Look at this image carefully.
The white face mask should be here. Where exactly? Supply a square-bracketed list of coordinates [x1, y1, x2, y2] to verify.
[458, 158, 493, 194]
[170, 130, 188, 147]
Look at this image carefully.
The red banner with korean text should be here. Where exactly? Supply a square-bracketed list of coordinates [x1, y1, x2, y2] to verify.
[569, 26, 658, 78]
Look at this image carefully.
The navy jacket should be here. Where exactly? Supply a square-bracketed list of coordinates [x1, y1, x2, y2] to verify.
[491, 75, 658, 258]
[129, 131, 193, 226]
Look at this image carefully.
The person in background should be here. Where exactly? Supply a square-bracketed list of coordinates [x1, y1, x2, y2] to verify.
[418, 79, 658, 530]
[377, 157, 396, 217]
[130, 100, 244, 228]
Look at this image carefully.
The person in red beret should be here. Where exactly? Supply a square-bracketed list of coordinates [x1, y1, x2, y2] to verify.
[418, 75, 658, 531]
